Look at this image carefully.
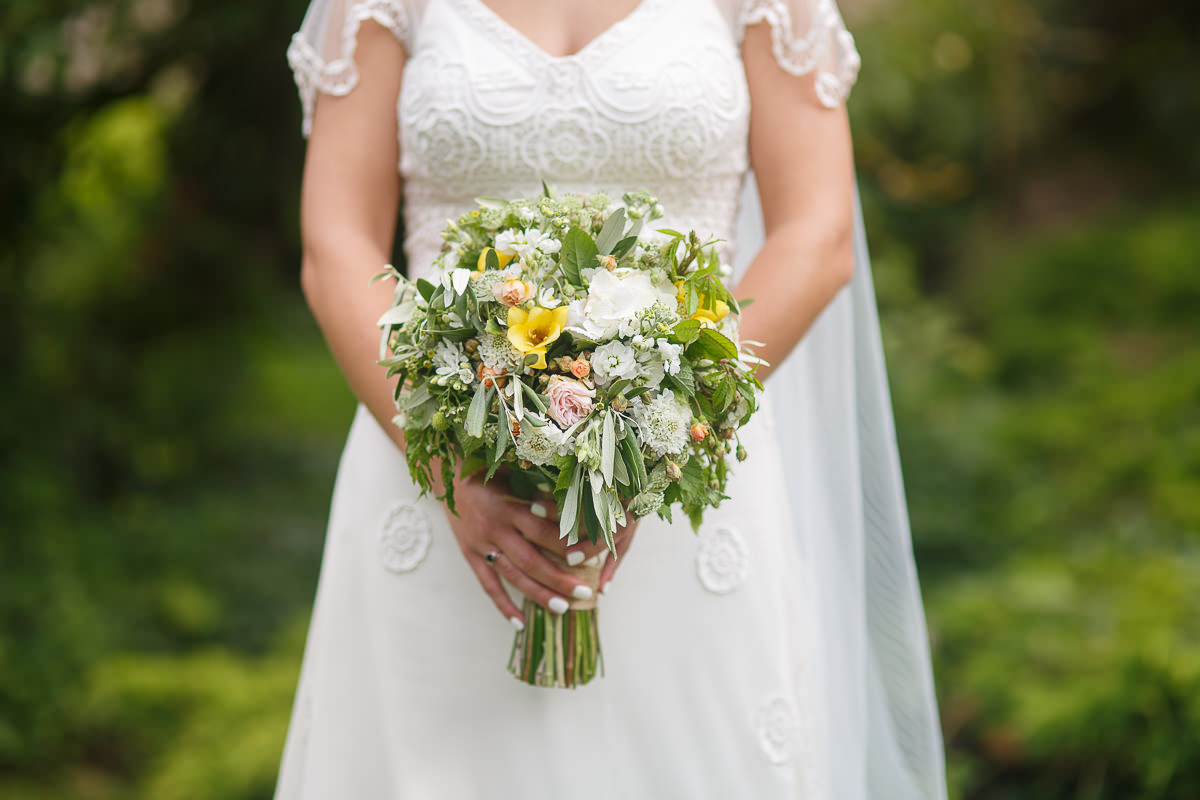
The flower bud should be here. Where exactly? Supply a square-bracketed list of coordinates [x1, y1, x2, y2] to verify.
[432, 410, 450, 431]
[690, 423, 709, 442]
[464, 338, 479, 354]
[477, 362, 507, 389]
[665, 461, 683, 482]
[611, 395, 629, 413]
[599, 254, 618, 271]
[570, 358, 591, 379]
[736, 445, 748, 461]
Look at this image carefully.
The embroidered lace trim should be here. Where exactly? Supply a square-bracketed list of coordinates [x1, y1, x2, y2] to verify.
[286, 0, 411, 137]
[738, 0, 861, 108]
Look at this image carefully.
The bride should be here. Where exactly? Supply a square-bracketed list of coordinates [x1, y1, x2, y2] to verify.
[276, 0, 948, 797]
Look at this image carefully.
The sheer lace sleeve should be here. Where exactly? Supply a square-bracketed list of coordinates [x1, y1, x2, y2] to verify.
[286, 0, 420, 137]
[720, 0, 861, 108]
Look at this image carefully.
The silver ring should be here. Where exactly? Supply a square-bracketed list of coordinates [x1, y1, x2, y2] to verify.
[484, 550, 500, 565]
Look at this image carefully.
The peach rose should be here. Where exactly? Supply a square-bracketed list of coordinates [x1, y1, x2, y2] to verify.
[569, 358, 591, 379]
[545, 375, 595, 428]
[493, 279, 534, 307]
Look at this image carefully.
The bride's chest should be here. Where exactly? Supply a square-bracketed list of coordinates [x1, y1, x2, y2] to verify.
[398, 0, 750, 190]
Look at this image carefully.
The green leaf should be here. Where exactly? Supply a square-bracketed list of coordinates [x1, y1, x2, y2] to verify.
[596, 208, 627, 255]
[601, 410, 616, 486]
[619, 429, 647, 490]
[485, 248, 499, 271]
[669, 319, 701, 344]
[712, 378, 731, 414]
[520, 380, 549, 414]
[655, 228, 685, 238]
[559, 463, 583, 540]
[466, 382, 489, 437]
[560, 226, 598, 287]
[416, 278, 436, 301]
[487, 418, 510, 479]
[663, 362, 696, 396]
[523, 410, 548, 427]
[427, 327, 477, 342]
[606, 378, 631, 399]
[613, 448, 630, 486]
[581, 488, 601, 545]
[611, 234, 639, 260]
[541, 179, 553, 198]
[687, 327, 739, 362]
[454, 288, 469, 322]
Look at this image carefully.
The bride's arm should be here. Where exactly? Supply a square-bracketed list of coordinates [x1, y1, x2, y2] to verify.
[298, 22, 603, 624]
[299, 21, 407, 446]
[732, 22, 858, 380]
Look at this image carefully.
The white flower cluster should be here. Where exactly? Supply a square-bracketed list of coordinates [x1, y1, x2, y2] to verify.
[432, 340, 474, 386]
[514, 417, 572, 467]
[478, 333, 524, 374]
[591, 340, 639, 386]
[631, 389, 692, 458]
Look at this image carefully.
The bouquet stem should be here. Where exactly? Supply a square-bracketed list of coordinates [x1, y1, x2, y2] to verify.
[507, 550, 603, 688]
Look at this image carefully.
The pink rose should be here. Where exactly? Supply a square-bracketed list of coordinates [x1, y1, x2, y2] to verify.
[493, 279, 534, 307]
[545, 375, 595, 428]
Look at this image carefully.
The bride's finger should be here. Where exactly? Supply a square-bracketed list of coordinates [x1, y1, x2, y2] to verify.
[495, 528, 594, 602]
[489, 551, 576, 614]
[466, 552, 526, 628]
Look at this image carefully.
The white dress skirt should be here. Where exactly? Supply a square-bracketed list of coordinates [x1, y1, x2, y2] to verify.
[277, 0, 948, 797]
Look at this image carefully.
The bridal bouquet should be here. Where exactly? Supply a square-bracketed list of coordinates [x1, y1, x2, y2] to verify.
[375, 186, 764, 687]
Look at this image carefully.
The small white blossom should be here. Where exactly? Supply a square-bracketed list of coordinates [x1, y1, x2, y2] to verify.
[441, 267, 472, 296]
[631, 389, 691, 458]
[514, 417, 572, 466]
[591, 340, 639, 386]
[495, 228, 559, 261]
[656, 338, 683, 376]
[536, 284, 562, 308]
[432, 340, 474, 386]
[478, 333, 524, 373]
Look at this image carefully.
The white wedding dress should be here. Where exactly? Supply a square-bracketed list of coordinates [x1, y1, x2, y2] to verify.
[278, 1, 948, 798]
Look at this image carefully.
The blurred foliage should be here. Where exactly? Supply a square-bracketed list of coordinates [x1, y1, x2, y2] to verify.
[0, 0, 1196, 798]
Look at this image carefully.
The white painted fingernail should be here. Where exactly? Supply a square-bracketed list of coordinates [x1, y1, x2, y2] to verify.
[536, 482, 551, 492]
[566, 550, 585, 566]
[572, 585, 593, 601]
[509, 616, 525, 632]
[530, 502, 548, 519]
[582, 553, 601, 567]
[548, 596, 569, 615]
[601, 578, 612, 594]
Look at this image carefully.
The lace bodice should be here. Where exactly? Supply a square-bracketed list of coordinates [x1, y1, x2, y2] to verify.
[287, 0, 860, 276]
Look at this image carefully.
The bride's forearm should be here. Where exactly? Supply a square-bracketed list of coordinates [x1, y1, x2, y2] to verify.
[732, 215, 854, 382]
[300, 232, 409, 454]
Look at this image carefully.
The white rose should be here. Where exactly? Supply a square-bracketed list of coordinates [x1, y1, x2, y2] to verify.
[568, 268, 676, 341]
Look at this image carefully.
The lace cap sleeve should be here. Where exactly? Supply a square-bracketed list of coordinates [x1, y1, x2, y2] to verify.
[286, 0, 417, 138]
[727, 0, 861, 108]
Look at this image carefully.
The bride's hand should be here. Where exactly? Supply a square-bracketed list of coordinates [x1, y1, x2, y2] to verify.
[442, 472, 637, 626]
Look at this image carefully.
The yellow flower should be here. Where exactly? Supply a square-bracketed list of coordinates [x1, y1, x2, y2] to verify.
[691, 298, 729, 325]
[506, 305, 568, 370]
[476, 247, 515, 272]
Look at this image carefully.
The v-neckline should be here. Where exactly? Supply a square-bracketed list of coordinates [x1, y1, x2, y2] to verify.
[455, 0, 655, 64]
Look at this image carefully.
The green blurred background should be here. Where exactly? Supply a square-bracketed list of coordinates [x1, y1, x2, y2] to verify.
[2, 0, 1197, 797]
